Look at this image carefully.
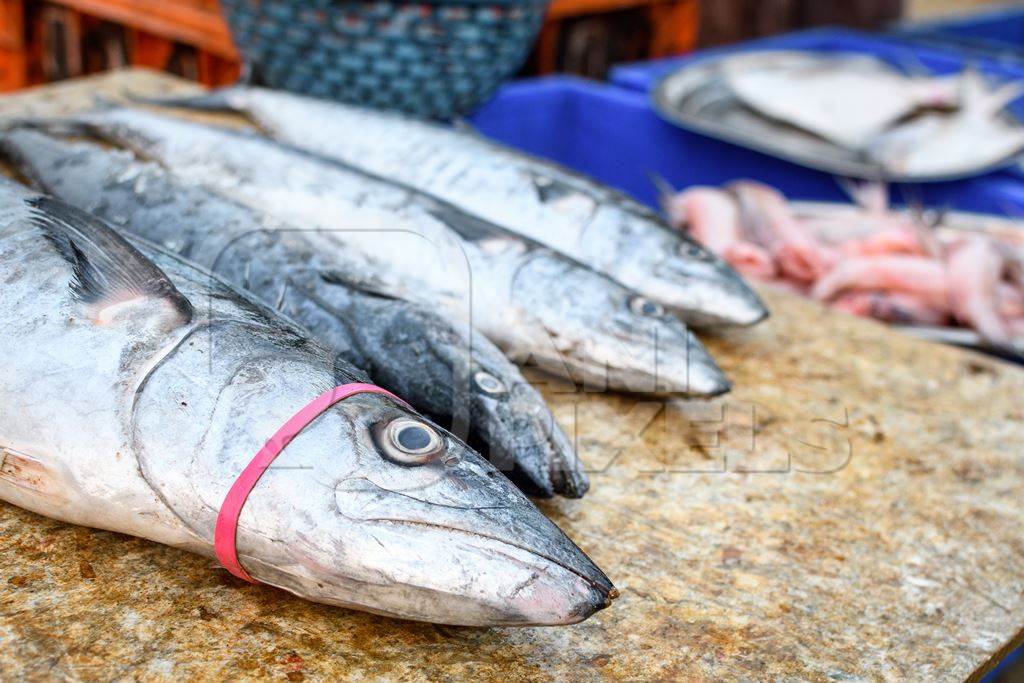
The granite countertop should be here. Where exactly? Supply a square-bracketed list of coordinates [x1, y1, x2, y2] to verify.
[1, 70, 1022, 682]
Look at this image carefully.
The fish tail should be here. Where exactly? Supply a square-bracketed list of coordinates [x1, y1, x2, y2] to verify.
[983, 80, 1024, 115]
[835, 177, 889, 213]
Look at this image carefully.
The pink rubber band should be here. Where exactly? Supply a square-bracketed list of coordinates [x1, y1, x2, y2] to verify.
[214, 383, 408, 583]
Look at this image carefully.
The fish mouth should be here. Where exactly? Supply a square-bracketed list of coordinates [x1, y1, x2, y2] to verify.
[374, 517, 617, 623]
[546, 430, 589, 499]
[658, 263, 770, 328]
[382, 517, 615, 594]
[477, 404, 589, 500]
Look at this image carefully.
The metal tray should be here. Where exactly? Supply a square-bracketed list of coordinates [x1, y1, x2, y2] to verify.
[790, 200, 1024, 360]
[651, 51, 1024, 183]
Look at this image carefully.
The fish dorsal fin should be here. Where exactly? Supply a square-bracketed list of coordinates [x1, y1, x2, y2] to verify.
[27, 196, 193, 325]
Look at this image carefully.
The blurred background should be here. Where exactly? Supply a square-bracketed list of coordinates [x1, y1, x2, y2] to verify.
[0, 0, 1012, 92]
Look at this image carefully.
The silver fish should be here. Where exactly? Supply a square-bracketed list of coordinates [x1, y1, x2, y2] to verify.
[0, 127, 586, 499]
[139, 86, 768, 329]
[0, 178, 615, 626]
[868, 71, 1024, 178]
[654, 54, 1024, 182]
[719, 51, 961, 152]
[60, 106, 731, 397]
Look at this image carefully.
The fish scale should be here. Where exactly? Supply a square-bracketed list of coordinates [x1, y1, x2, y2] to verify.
[0, 127, 589, 499]
[65, 106, 731, 398]
[142, 85, 768, 329]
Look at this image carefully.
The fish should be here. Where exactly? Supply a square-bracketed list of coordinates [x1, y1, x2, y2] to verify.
[946, 236, 1016, 349]
[720, 50, 960, 152]
[654, 52, 1024, 182]
[0, 127, 588, 499]
[831, 290, 951, 327]
[660, 184, 778, 280]
[662, 185, 741, 254]
[726, 181, 838, 284]
[135, 85, 768, 329]
[0, 176, 615, 626]
[51, 106, 731, 398]
[868, 71, 1024, 178]
[662, 178, 1024, 355]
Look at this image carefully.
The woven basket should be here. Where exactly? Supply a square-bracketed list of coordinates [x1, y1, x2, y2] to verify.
[219, 0, 549, 119]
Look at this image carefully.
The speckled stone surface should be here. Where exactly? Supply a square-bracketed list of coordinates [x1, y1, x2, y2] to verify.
[1, 70, 1023, 682]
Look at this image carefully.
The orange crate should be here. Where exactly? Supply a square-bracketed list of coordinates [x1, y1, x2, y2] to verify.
[0, 0, 25, 50]
[0, 0, 26, 90]
[44, 0, 238, 58]
[0, 47, 27, 90]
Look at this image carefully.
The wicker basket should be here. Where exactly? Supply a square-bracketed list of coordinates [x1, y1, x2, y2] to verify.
[219, 0, 549, 119]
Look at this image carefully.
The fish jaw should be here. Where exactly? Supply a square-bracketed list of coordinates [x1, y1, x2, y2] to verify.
[646, 241, 770, 328]
[595, 326, 731, 397]
[500, 251, 731, 397]
[324, 489, 615, 625]
[528, 313, 732, 398]
[472, 379, 589, 499]
[271, 517, 615, 626]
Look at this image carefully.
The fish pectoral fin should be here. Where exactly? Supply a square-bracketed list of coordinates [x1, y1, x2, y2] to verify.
[0, 446, 66, 502]
[27, 195, 193, 327]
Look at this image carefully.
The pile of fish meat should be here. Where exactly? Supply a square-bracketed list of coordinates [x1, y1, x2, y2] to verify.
[0, 87, 768, 626]
[666, 180, 1024, 354]
[718, 51, 1024, 178]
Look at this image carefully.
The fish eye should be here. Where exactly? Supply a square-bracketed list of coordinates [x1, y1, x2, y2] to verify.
[474, 370, 506, 394]
[678, 241, 711, 260]
[628, 295, 665, 318]
[377, 417, 445, 465]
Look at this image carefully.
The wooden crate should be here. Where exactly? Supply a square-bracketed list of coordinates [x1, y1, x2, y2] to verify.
[535, 0, 699, 75]
[0, 0, 241, 92]
[0, 0, 27, 90]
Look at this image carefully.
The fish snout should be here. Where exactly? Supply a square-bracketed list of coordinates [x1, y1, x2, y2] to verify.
[657, 254, 770, 328]
[442, 527, 616, 625]
[498, 546, 617, 625]
[592, 319, 731, 397]
[333, 472, 615, 624]
[496, 382, 589, 499]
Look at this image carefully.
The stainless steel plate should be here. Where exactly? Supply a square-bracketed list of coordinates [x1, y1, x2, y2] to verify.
[651, 51, 1024, 183]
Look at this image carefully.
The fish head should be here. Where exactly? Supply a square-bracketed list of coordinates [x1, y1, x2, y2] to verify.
[326, 288, 588, 499]
[509, 252, 731, 397]
[646, 230, 769, 328]
[133, 314, 613, 627]
[464, 360, 588, 498]
[596, 198, 766, 327]
[252, 390, 614, 626]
